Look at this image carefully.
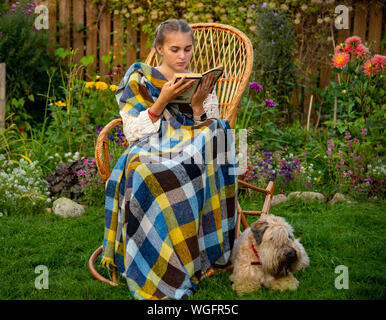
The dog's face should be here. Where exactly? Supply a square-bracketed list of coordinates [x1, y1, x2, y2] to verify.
[250, 214, 309, 278]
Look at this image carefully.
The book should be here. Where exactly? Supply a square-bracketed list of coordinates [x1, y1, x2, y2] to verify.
[169, 65, 224, 104]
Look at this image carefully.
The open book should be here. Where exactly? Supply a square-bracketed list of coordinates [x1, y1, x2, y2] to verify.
[169, 65, 224, 104]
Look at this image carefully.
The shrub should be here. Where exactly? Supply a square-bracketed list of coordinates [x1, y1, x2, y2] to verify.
[0, 154, 50, 215]
[0, 1, 56, 126]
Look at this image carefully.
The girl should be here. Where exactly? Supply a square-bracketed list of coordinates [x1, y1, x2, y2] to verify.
[101, 18, 238, 300]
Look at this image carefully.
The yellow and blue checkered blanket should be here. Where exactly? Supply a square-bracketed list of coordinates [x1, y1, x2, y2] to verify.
[101, 62, 238, 300]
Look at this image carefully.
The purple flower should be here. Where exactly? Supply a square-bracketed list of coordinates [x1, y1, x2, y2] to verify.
[262, 2, 267, 8]
[249, 81, 263, 93]
[273, 12, 278, 16]
[251, 4, 255, 9]
[264, 99, 276, 107]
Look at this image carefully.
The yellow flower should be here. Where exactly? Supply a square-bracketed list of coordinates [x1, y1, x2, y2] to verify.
[85, 81, 95, 89]
[109, 84, 118, 91]
[54, 100, 66, 107]
[95, 81, 109, 91]
[95, 75, 100, 80]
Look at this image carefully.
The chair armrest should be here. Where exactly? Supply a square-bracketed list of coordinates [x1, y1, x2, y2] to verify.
[95, 118, 123, 181]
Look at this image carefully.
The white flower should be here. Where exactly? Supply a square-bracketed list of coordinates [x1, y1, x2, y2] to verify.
[55, 153, 59, 157]
[301, 4, 308, 11]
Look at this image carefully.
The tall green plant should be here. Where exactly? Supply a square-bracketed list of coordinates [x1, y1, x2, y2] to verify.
[0, 1, 55, 126]
[251, 4, 298, 123]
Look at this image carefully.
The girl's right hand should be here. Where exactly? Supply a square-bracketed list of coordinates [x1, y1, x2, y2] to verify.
[158, 76, 195, 106]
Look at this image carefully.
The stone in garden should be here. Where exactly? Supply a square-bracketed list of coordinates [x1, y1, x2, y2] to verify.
[271, 194, 289, 206]
[328, 193, 354, 204]
[288, 191, 326, 202]
[52, 197, 85, 218]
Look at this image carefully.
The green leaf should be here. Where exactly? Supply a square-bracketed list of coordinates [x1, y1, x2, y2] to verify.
[54, 48, 71, 60]
[80, 55, 95, 67]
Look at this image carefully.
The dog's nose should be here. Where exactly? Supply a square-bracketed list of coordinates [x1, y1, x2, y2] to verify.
[286, 250, 297, 263]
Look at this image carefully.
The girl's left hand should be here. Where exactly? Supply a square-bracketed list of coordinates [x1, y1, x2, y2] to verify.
[191, 74, 215, 110]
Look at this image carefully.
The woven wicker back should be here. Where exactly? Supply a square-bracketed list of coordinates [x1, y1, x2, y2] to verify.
[144, 23, 253, 129]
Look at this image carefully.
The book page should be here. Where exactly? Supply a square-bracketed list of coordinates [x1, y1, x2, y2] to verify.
[170, 78, 201, 104]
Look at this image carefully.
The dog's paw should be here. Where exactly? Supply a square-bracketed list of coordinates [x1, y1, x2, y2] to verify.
[231, 278, 261, 296]
[268, 274, 299, 292]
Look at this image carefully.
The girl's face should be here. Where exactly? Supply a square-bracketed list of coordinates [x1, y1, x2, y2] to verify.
[156, 31, 194, 72]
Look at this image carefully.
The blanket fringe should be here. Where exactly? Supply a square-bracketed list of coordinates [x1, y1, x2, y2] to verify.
[100, 257, 117, 270]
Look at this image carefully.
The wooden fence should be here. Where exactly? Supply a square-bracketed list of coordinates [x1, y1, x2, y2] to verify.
[33, 0, 385, 125]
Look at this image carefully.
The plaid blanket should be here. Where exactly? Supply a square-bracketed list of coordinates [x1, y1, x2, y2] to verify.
[101, 62, 238, 300]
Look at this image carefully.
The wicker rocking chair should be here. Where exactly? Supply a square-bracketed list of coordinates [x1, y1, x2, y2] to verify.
[89, 23, 274, 286]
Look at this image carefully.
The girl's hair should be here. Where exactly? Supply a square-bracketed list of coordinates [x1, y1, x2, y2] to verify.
[152, 19, 195, 55]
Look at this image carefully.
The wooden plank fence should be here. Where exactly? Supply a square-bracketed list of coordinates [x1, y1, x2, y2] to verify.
[31, 0, 385, 125]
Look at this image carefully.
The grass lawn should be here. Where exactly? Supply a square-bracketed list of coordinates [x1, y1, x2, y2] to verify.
[0, 193, 385, 300]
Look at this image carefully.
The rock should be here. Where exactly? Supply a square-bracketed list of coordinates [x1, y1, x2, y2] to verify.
[52, 197, 85, 218]
[328, 193, 355, 204]
[288, 191, 326, 202]
[271, 194, 289, 206]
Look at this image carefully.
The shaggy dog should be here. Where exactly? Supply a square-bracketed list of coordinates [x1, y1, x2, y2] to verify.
[229, 214, 309, 295]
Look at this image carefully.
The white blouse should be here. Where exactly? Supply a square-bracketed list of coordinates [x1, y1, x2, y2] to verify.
[119, 88, 221, 146]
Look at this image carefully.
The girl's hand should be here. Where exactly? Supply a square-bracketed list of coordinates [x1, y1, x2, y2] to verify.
[158, 76, 195, 106]
[191, 74, 215, 111]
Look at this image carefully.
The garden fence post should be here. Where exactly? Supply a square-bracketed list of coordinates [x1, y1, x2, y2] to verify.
[0, 63, 5, 130]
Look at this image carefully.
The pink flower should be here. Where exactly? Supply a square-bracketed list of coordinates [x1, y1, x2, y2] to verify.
[345, 36, 361, 52]
[335, 43, 344, 53]
[340, 159, 345, 166]
[302, 152, 307, 157]
[83, 158, 90, 166]
[335, 165, 340, 169]
[109, 153, 113, 158]
[306, 181, 312, 188]
[353, 44, 368, 58]
[355, 156, 361, 162]
[344, 131, 351, 139]
[327, 148, 333, 155]
[353, 137, 359, 143]
[332, 52, 350, 69]
[338, 150, 343, 157]
[347, 141, 352, 148]
[370, 54, 386, 69]
[343, 171, 349, 178]
[348, 170, 353, 175]
[98, 179, 103, 183]
[363, 60, 380, 77]
[80, 179, 87, 185]
[76, 169, 86, 177]
[360, 127, 368, 135]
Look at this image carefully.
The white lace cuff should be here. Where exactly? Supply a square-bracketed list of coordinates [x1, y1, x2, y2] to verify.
[119, 109, 161, 145]
[194, 87, 221, 124]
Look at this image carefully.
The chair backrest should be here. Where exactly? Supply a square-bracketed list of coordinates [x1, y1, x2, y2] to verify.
[144, 23, 253, 129]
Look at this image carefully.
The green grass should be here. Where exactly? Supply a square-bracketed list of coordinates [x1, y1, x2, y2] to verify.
[0, 195, 385, 300]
